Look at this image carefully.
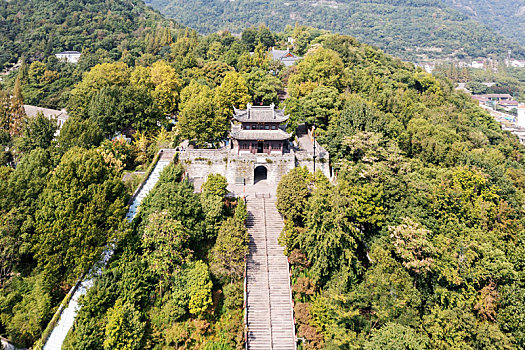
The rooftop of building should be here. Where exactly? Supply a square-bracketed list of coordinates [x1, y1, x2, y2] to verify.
[56, 51, 81, 55]
[270, 48, 300, 60]
[499, 100, 519, 106]
[474, 93, 513, 99]
[24, 105, 69, 120]
[230, 128, 291, 141]
[233, 103, 289, 123]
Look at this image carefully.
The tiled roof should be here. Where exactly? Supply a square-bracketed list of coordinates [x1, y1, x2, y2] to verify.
[478, 94, 513, 99]
[233, 104, 289, 123]
[270, 48, 301, 67]
[24, 105, 69, 121]
[231, 129, 291, 141]
[499, 100, 519, 106]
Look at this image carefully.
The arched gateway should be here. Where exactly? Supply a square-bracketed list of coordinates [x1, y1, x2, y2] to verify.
[254, 165, 268, 183]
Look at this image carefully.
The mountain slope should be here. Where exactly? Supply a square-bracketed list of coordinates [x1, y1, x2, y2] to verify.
[0, 0, 181, 69]
[145, 0, 525, 61]
[442, 0, 525, 47]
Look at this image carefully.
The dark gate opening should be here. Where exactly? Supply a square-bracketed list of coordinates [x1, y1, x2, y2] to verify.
[254, 165, 268, 184]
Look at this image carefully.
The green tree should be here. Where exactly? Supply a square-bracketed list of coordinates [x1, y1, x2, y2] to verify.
[139, 164, 205, 244]
[364, 323, 429, 350]
[243, 68, 282, 105]
[210, 217, 249, 282]
[288, 85, 342, 128]
[0, 211, 21, 285]
[389, 218, 435, 274]
[68, 62, 131, 118]
[200, 174, 228, 237]
[214, 71, 251, 119]
[10, 77, 26, 136]
[178, 81, 227, 146]
[33, 148, 128, 283]
[322, 95, 389, 160]
[288, 47, 345, 98]
[17, 112, 57, 152]
[103, 298, 146, 350]
[57, 117, 104, 152]
[150, 60, 182, 116]
[142, 211, 191, 289]
[186, 261, 213, 315]
[276, 166, 311, 226]
[300, 180, 360, 285]
[202, 174, 228, 198]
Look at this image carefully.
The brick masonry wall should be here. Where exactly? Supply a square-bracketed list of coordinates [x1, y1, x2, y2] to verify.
[179, 147, 330, 186]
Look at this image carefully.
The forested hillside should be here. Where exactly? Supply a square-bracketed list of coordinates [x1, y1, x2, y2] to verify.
[144, 0, 525, 61]
[277, 34, 525, 348]
[0, 0, 181, 70]
[1, 1, 525, 348]
[442, 0, 525, 46]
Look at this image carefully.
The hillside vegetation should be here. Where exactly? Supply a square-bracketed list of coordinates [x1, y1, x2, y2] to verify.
[145, 0, 525, 61]
[442, 0, 525, 47]
[276, 32, 525, 348]
[0, 0, 181, 70]
[1, 2, 525, 348]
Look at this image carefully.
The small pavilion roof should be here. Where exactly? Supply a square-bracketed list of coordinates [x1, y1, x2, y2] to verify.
[233, 103, 289, 123]
[231, 129, 291, 141]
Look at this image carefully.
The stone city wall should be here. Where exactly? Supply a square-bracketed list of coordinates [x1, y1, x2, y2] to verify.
[180, 148, 296, 185]
[179, 148, 229, 183]
[295, 150, 331, 179]
[179, 139, 332, 186]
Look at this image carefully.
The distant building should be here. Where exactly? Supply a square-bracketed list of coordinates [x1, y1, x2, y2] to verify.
[498, 100, 519, 111]
[24, 105, 69, 134]
[269, 48, 302, 67]
[55, 51, 81, 64]
[231, 103, 292, 155]
[470, 60, 485, 69]
[472, 94, 518, 111]
[506, 59, 525, 68]
[416, 62, 435, 73]
[518, 105, 525, 128]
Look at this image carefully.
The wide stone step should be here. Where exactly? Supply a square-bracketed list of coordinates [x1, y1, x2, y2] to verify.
[245, 198, 296, 350]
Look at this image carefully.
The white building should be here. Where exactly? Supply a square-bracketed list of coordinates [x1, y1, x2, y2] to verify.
[506, 59, 525, 68]
[55, 51, 81, 64]
[517, 105, 525, 128]
[24, 105, 69, 135]
[470, 60, 485, 69]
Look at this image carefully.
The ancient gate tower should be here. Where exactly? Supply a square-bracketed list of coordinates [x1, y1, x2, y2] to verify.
[180, 104, 330, 188]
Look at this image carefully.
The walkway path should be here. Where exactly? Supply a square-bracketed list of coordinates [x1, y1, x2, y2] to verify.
[296, 123, 314, 153]
[246, 196, 296, 350]
[42, 152, 174, 350]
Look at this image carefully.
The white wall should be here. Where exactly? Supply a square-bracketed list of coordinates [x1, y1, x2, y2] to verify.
[517, 107, 525, 128]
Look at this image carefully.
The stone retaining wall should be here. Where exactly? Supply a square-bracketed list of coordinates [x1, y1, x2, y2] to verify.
[179, 147, 330, 186]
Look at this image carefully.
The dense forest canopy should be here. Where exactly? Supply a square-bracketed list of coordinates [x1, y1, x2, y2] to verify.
[144, 0, 525, 61]
[441, 0, 525, 47]
[1, 0, 525, 347]
[0, 0, 181, 70]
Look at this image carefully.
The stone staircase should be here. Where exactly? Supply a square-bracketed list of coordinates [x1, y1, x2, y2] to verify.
[246, 196, 296, 350]
[43, 155, 173, 350]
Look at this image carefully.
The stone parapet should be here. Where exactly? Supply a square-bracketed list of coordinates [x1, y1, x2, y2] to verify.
[179, 136, 332, 187]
